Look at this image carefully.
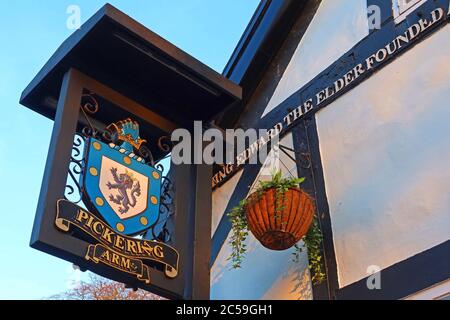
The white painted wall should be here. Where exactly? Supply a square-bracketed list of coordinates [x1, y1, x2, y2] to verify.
[211, 134, 313, 300]
[211, 170, 243, 236]
[261, 0, 369, 117]
[315, 25, 450, 288]
[211, 231, 312, 300]
[211, 0, 371, 299]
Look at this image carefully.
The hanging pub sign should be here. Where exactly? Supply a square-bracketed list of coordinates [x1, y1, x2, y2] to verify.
[55, 116, 179, 282]
[19, 4, 241, 300]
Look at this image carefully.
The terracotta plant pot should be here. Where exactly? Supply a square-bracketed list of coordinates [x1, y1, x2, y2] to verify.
[245, 187, 315, 251]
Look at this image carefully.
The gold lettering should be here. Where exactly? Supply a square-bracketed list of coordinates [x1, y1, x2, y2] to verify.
[136, 241, 143, 254]
[154, 245, 165, 259]
[127, 239, 138, 255]
[120, 256, 131, 270]
[76, 210, 89, 223]
[114, 235, 125, 251]
[141, 242, 154, 256]
[100, 249, 110, 261]
[92, 221, 103, 235]
[101, 227, 114, 244]
[86, 215, 94, 228]
[111, 252, 120, 265]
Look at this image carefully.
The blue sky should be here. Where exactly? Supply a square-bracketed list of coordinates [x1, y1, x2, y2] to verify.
[0, 0, 258, 299]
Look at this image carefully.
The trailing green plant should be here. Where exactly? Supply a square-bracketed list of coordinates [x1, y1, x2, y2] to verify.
[226, 170, 326, 285]
[256, 171, 305, 195]
[292, 217, 326, 285]
[227, 198, 249, 269]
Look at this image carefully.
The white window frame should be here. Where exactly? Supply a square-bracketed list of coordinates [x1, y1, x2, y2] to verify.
[393, 0, 427, 23]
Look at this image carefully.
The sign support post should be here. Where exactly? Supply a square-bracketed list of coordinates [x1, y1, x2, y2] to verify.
[192, 163, 212, 299]
[31, 69, 84, 257]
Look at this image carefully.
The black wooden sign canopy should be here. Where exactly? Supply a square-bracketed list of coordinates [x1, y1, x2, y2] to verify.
[20, 3, 241, 159]
[19, 4, 242, 300]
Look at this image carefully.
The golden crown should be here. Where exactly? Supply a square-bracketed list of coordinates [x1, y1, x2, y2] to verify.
[106, 118, 147, 151]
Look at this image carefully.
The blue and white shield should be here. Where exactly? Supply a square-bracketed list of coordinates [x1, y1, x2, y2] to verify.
[83, 138, 162, 236]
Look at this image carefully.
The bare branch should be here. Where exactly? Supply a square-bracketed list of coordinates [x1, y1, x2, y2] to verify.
[48, 273, 164, 300]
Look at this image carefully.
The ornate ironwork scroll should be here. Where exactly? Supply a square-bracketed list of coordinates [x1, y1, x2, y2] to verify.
[64, 134, 85, 204]
[144, 175, 175, 242]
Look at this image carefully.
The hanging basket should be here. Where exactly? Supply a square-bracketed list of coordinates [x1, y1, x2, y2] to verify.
[245, 187, 315, 251]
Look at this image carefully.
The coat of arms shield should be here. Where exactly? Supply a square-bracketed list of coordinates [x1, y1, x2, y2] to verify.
[82, 119, 162, 236]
